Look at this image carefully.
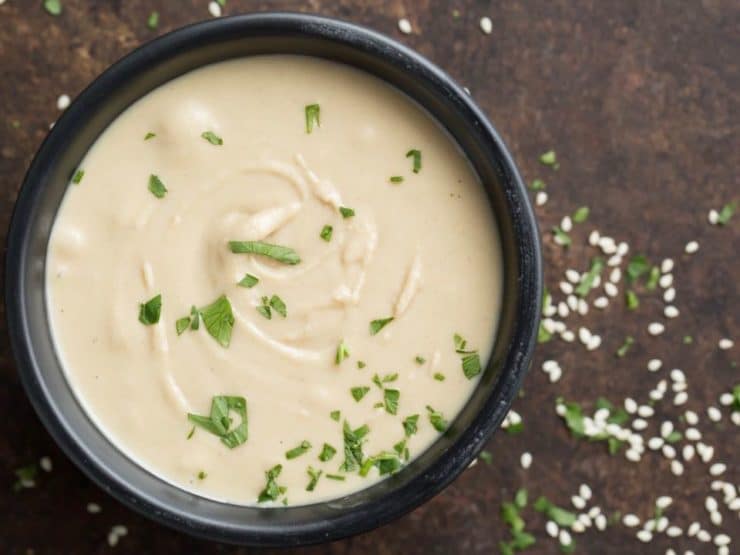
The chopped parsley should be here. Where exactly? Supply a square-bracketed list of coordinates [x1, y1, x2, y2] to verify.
[201, 131, 223, 145]
[330, 410, 341, 421]
[189, 305, 200, 330]
[616, 336, 634, 357]
[238, 273, 259, 288]
[372, 372, 398, 388]
[339, 421, 369, 472]
[529, 178, 546, 191]
[717, 201, 736, 225]
[319, 225, 333, 241]
[148, 174, 167, 198]
[572, 206, 590, 223]
[257, 464, 286, 503]
[144, 131, 156, 140]
[683, 335, 693, 344]
[351, 386, 370, 402]
[369, 317, 394, 335]
[229, 240, 300, 265]
[645, 266, 660, 290]
[13, 464, 38, 491]
[403, 414, 419, 436]
[318, 443, 336, 462]
[389, 176, 404, 184]
[383, 389, 400, 415]
[187, 395, 248, 449]
[304, 104, 320, 133]
[500, 491, 536, 554]
[335, 341, 350, 365]
[626, 255, 650, 283]
[665, 430, 682, 443]
[339, 206, 355, 218]
[257, 296, 272, 319]
[326, 473, 345, 481]
[479, 450, 493, 464]
[453, 333, 482, 379]
[426, 405, 447, 432]
[394, 439, 410, 461]
[285, 440, 311, 460]
[359, 451, 402, 477]
[306, 466, 322, 491]
[552, 226, 572, 247]
[71, 169, 84, 184]
[175, 317, 191, 335]
[138, 294, 162, 325]
[433, 372, 446, 381]
[186, 426, 195, 439]
[406, 149, 422, 173]
[197, 470, 207, 480]
[575, 257, 604, 297]
[415, 355, 426, 364]
[43, 0, 62, 16]
[357, 360, 366, 369]
[533, 496, 577, 527]
[199, 295, 234, 347]
[147, 11, 159, 29]
[539, 149, 558, 168]
[269, 295, 287, 318]
[625, 290, 639, 310]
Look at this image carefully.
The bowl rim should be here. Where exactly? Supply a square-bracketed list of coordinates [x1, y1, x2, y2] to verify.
[5, 12, 541, 546]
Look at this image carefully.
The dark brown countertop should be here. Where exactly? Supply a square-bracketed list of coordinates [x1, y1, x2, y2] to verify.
[1, 1, 738, 554]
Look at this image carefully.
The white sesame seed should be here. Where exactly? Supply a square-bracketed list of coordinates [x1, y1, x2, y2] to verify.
[697, 529, 711, 542]
[625, 448, 641, 462]
[558, 302, 570, 318]
[647, 359, 663, 372]
[86, 502, 101, 514]
[638, 405, 654, 418]
[107, 532, 119, 547]
[623, 514, 640, 527]
[208, 1, 222, 17]
[560, 281, 574, 294]
[565, 269, 580, 283]
[398, 18, 412, 34]
[705, 496, 719, 512]
[664, 305, 679, 318]
[546, 520, 559, 537]
[594, 408, 610, 423]
[672, 381, 687, 392]
[719, 393, 734, 405]
[578, 327, 592, 344]
[559, 529, 572, 546]
[609, 267, 621, 283]
[685, 427, 701, 441]
[617, 241, 629, 256]
[56, 94, 71, 111]
[673, 391, 688, 405]
[661, 258, 674, 273]
[648, 437, 664, 450]
[684, 240, 699, 254]
[632, 418, 648, 431]
[656, 516, 668, 532]
[567, 295, 578, 311]
[39, 456, 52, 473]
[648, 322, 665, 336]
[624, 398, 638, 414]
[684, 410, 698, 425]
[708, 209, 719, 224]
[588, 230, 600, 245]
[710, 511, 722, 526]
[544, 305, 556, 317]
[571, 495, 586, 509]
[666, 526, 682, 537]
[682, 444, 695, 461]
[718, 546, 729, 555]
[607, 254, 622, 267]
[561, 216, 573, 232]
[662, 445, 676, 459]
[593, 296, 609, 309]
[665, 549, 677, 555]
[520, 452, 532, 469]
[655, 495, 672, 509]
[714, 533, 730, 546]
[578, 513, 592, 528]
[663, 287, 676, 302]
[669, 369, 685, 383]
[670, 460, 684, 475]
[732, 412, 740, 425]
[718, 338, 734, 350]
[729, 498, 740, 510]
[508, 410, 521, 425]
[479, 16, 493, 34]
[636, 530, 653, 543]
[542, 360, 559, 373]
[698, 443, 714, 462]
[598, 236, 616, 254]
[659, 274, 673, 288]
[112, 525, 128, 536]
[578, 484, 592, 501]
[709, 463, 726, 476]
[660, 421, 674, 437]
[586, 335, 602, 351]
[536, 191, 548, 206]
[604, 282, 618, 297]
[561, 330, 575, 342]
[649, 389, 663, 401]
[556, 403, 566, 416]
[594, 514, 606, 530]
[687, 522, 700, 536]
[577, 298, 588, 315]
[707, 406, 722, 422]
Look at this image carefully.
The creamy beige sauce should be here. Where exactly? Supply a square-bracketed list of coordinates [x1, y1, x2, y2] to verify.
[46, 56, 502, 506]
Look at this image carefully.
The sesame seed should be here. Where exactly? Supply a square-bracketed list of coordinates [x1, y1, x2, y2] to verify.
[208, 1, 222, 17]
[710, 511, 722, 526]
[625, 448, 641, 461]
[666, 549, 677, 555]
[718, 546, 729, 555]
[664, 305, 679, 318]
[719, 393, 733, 405]
[578, 327, 592, 344]
[604, 282, 618, 297]
[623, 514, 640, 527]
[624, 398, 638, 413]
[663, 287, 676, 302]
[732, 412, 740, 425]
[556, 403, 566, 416]
[709, 463, 726, 476]
[638, 405, 654, 418]
[560, 281, 574, 294]
[536, 191, 548, 206]
[586, 335, 602, 351]
[86, 502, 101, 514]
[666, 526, 682, 537]
[684, 240, 699, 254]
[594, 514, 606, 530]
[39, 456, 52, 472]
[107, 532, 119, 547]
[561, 216, 573, 232]
[542, 360, 559, 372]
[673, 391, 688, 405]
[112, 525, 128, 536]
[56, 94, 71, 110]
[617, 242, 629, 256]
[607, 254, 622, 267]
[588, 230, 600, 246]
[647, 359, 663, 372]
[682, 444, 695, 461]
[579, 484, 592, 500]
[684, 410, 699, 425]
[571, 520, 586, 533]
[648, 322, 665, 336]
[577, 513, 592, 527]
[697, 529, 711, 542]
[661, 258, 674, 273]
[656, 516, 668, 532]
[713, 533, 730, 546]
[546, 520, 559, 537]
[636, 530, 653, 542]
[520, 451, 532, 469]
[659, 274, 673, 288]
[577, 299, 588, 315]
[661, 444, 676, 459]
[479, 16, 493, 35]
[648, 437, 664, 450]
[567, 295, 578, 311]
[609, 268, 621, 283]
[669, 369, 685, 382]
[672, 381, 687, 392]
[593, 296, 609, 309]
[718, 338, 734, 350]
[559, 530, 572, 546]
[571, 495, 586, 509]
[632, 418, 648, 431]
[508, 410, 522, 425]
[708, 209, 719, 224]
[598, 236, 616, 254]
[561, 330, 575, 342]
[698, 443, 714, 462]
[398, 18, 412, 34]
[558, 302, 570, 318]
[705, 496, 718, 512]
[707, 406, 722, 422]
[670, 460, 684, 475]
[687, 522, 700, 536]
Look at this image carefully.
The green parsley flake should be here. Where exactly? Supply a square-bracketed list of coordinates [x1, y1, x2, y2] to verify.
[285, 440, 311, 460]
[717, 201, 736, 225]
[359, 451, 402, 477]
[433, 372, 446, 381]
[175, 316, 191, 336]
[71, 169, 84, 184]
[538, 321, 552, 343]
[237, 273, 259, 288]
[330, 410, 341, 421]
[228, 240, 300, 265]
[390, 176, 404, 184]
[529, 178, 546, 191]
[320, 225, 333, 242]
[326, 474, 345, 481]
[44, 0, 62, 16]
[357, 360, 366, 369]
[383, 389, 400, 415]
[575, 257, 605, 297]
[572, 206, 590, 223]
[187, 395, 248, 449]
[683, 335, 693, 344]
[335, 340, 350, 365]
[13, 464, 38, 491]
[625, 290, 639, 310]
[339, 421, 369, 472]
[406, 149, 422, 173]
[626, 255, 650, 283]
[269, 295, 287, 318]
[403, 414, 419, 436]
[479, 450, 493, 465]
[426, 405, 447, 432]
[665, 430, 682, 443]
[552, 226, 572, 247]
[257, 464, 286, 503]
[201, 131, 223, 145]
[339, 206, 355, 218]
[199, 295, 234, 347]
[645, 266, 660, 290]
[197, 471, 207, 480]
[138, 294, 162, 325]
[539, 150, 558, 167]
[257, 296, 271, 320]
[534, 496, 577, 527]
[305, 104, 320, 133]
[351, 386, 370, 402]
[144, 132, 156, 140]
[306, 466, 322, 492]
[461, 353, 482, 379]
[415, 355, 426, 364]
[186, 426, 195, 439]
[148, 174, 167, 198]
[616, 336, 634, 357]
[190, 305, 200, 330]
[318, 443, 336, 462]
[369, 317, 394, 335]
[147, 11, 159, 29]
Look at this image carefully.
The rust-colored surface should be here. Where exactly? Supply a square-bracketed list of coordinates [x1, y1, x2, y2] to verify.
[0, 1, 738, 554]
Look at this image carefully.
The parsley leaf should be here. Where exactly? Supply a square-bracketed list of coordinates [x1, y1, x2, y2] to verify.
[383, 389, 400, 415]
[201, 131, 223, 145]
[238, 273, 259, 288]
[199, 295, 234, 347]
[575, 257, 604, 297]
[320, 225, 333, 241]
[257, 464, 286, 503]
[340, 421, 369, 472]
[318, 443, 336, 462]
[285, 440, 311, 460]
[228, 240, 300, 265]
[187, 395, 248, 448]
[572, 206, 590, 223]
[306, 466, 322, 491]
[403, 414, 419, 436]
[269, 295, 287, 318]
[369, 317, 394, 335]
[305, 104, 320, 133]
[426, 405, 447, 432]
[138, 294, 162, 325]
[335, 341, 350, 365]
[71, 169, 84, 184]
[717, 201, 736, 225]
[144, 132, 156, 140]
[147, 11, 159, 29]
[351, 386, 370, 402]
[462, 353, 482, 379]
[406, 149, 422, 173]
[148, 174, 167, 198]
[43, 0, 62, 16]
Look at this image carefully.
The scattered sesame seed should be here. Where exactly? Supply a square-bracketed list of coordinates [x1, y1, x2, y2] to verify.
[673, 391, 688, 405]
[39, 456, 52, 472]
[604, 282, 618, 297]
[599, 237, 617, 254]
[684, 410, 699, 425]
[710, 511, 722, 526]
[647, 358, 663, 372]
[577, 298, 588, 315]
[112, 525, 127, 536]
[398, 18, 412, 34]
[107, 532, 119, 547]
[718, 392, 733, 405]
[705, 496, 718, 512]
[577, 513, 592, 528]
[208, 1, 222, 17]
[670, 460, 684, 475]
[656, 516, 668, 532]
[560, 217, 574, 232]
[708, 209, 719, 224]
[648, 437, 664, 450]
[685, 427, 702, 441]
[623, 514, 640, 527]
[664, 305, 679, 318]
[559, 529, 572, 546]
[588, 230, 600, 246]
[594, 514, 606, 530]
[626, 448, 641, 461]
[536, 191, 548, 206]
[567, 295, 578, 311]
[558, 302, 570, 318]
[661, 258, 674, 273]
[659, 273, 673, 288]
[624, 398, 638, 413]
[713, 533, 730, 546]
[648, 322, 665, 336]
[593, 296, 609, 309]
[559, 281, 574, 295]
[546, 520, 559, 537]
[571, 520, 586, 534]
[682, 444, 695, 461]
[666, 525, 682, 537]
[609, 267, 621, 283]
[661, 444, 676, 459]
[709, 463, 726, 476]
[520, 451, 532, 469]
[707, 406, 722, 422]
[718, 338, 734, 350]
[56, 94, 70, 110]
[86, 502, 101, 514]
[565, 269, 580, 283]
[561, 330, 575, 342]
[684, 240, 699, 254]
[579, 484, 592, 501]
[636, 530, 653, 542]
[479, 16, 493, 35]
[632, 418, 648, 431]
[669, 369, 685, 382]
[571, 495, 586, 509]
[663, 287, 676, 303]
[687, 522, 700, 536]
[697, 529, 711, 542]
[586, 335, 602, 351]
[638, 405, 654, 418]
[617, 242, 629, 256]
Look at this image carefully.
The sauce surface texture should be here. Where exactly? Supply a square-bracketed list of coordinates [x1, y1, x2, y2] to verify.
[47, 55, 503, 505]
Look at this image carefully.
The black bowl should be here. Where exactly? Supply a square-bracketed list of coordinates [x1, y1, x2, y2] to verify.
[5, 13, 541, 547]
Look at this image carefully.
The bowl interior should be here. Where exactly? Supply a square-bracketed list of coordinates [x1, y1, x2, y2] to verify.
[6, 14, 540, 546]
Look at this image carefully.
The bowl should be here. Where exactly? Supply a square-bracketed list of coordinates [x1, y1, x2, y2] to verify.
[5, 13, 541, 546]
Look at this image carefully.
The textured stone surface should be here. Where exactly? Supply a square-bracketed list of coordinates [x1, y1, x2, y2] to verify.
[0, 1, 738, 554]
